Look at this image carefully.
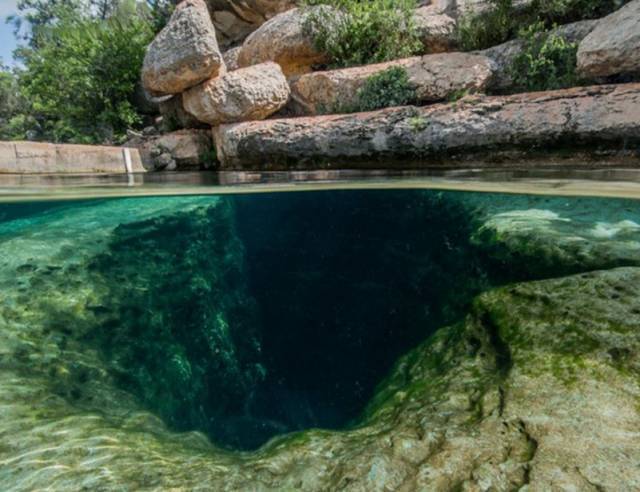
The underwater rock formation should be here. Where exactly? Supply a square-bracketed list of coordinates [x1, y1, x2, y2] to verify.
[472, 197, 640, 278]
[88, 200, 266, 449]
[2, 231, 640, 490]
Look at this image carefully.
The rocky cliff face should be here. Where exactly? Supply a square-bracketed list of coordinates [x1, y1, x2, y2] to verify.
[214, 84, 640, 168]
[134, 0, 640, 170]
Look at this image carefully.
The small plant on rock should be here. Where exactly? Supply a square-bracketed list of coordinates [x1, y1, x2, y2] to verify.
[457, 0, 516, 51]
[347, 67, 417, 113]
[456, 0, 629, 51]
[302, 0, 422, 69]
[509, 22, 579, 92]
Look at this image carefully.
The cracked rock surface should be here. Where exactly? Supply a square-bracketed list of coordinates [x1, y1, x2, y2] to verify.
[214, 83, 640, 168]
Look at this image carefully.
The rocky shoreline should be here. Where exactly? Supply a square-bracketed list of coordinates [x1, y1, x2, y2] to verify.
[0, 0, 638, 172]
[129, 0, 640, 172]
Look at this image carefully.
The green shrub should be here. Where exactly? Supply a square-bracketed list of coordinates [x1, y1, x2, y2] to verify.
[457, 0, 516, 52]
[302, 0, 422, 69]
[457, 0, 628, 51]
[509, 22, 578, 91]
[342, 67, 417, 113]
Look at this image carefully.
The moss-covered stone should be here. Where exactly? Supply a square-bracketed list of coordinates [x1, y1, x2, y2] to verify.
[471, 197, 640, 278]
[2, 191, 639, 492]
[87, 200, 266, 449]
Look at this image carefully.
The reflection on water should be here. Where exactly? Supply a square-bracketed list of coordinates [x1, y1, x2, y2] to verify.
[3, 167, 640, 201]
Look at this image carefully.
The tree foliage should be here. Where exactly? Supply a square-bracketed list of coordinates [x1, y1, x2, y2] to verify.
[3, 0, 173, 144]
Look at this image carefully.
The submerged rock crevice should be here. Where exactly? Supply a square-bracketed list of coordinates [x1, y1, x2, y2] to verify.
[1, 193, 640, 489]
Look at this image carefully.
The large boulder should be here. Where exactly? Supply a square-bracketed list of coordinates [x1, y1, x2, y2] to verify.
[236, 7, 333, 76]
[290, 52, 493, 115]
[207, 0, 297, 47]
[413, 8, 457, 53]
[214, 83, 640, 168]
[183, 62, 290, 125]
[577, 0, 640, 78]
[142, 0, 225, 95]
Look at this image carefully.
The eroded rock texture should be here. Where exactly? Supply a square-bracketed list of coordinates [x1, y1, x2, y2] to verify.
[237, 7, 334, 76]
[290, 52, 493, 115]
[214, 84, 640, 168]
[184, 62, 290, 125]
[1, 194, 640, 490]
[577, 0, 640, 78]
[142, 0, 224, 95]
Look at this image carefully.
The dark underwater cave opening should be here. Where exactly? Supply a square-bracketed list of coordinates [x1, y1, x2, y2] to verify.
[90, 190, 494, 451]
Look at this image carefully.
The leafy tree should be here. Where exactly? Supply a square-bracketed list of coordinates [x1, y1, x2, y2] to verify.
[0, 64, 33, 140]
[16, 3, 154, 143]
[9, 0, 84, 48]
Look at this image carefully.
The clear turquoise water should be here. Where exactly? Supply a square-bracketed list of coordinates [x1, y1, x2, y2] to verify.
[1, 184, 640, 457]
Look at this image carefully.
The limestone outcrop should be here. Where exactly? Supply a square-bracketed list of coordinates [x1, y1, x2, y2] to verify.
[577, 0, 640, 78]
[142, 0, 225, 95]
[183, 62, 290, 125]
[289, 52, 494, 115]
[236, 7, 334, 76]
[207, 0, 296, 47]
[481, 20, 599, 91]
[214, 84, 640, 168]
[413, 8, 457, 53]
[137, 130, 214, 170]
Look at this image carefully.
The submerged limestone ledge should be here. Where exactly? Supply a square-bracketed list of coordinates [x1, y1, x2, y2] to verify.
[2, 223, 640, 491]
[471, 195, 640, 278]
[213, 83, 640, 169]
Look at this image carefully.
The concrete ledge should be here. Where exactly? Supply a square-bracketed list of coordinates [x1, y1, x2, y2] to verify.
[214, 83, 640, 169]
[0, 141, 146, 174]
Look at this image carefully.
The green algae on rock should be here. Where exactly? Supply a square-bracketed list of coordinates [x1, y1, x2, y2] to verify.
[1, 192, 640, 490]
[473, 200, 640, 278]
[88, 200, 267, 450]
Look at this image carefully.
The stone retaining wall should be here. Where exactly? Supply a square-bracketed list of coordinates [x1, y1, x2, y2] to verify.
[0, 141, 146, 174]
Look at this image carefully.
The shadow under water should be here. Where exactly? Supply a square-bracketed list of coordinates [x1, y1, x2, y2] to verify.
[83, 190, 494, 450]
[2, 186, 640, 489]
